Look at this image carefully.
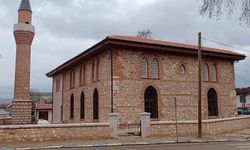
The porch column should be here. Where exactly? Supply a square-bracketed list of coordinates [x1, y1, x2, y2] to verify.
[140, 112, 151, 138]
[109, 113, 119, 138]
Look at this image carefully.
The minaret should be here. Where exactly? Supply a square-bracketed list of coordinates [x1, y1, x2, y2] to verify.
[12, 0, 35, 124]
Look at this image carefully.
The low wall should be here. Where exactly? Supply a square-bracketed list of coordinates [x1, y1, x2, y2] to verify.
[150, 116, 250, 137]
[0, 117, 12, 125]
[0, 122, 112, 143]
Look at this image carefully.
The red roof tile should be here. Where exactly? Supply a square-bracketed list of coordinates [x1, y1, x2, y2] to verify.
[47, 35, 246, 77]
[107, 35, 245, 56]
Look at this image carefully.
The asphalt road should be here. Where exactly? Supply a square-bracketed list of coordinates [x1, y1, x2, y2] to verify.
[59, 142, 250, 150]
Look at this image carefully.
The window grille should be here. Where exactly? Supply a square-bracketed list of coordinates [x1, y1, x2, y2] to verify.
[80, 92, 85, 119]
[210, 64, 217, 81]
[141, 57, 148, 78]
[203, 64, 209, 81]
[144, 86, 158, 118]
[93, 89, 99, 120]
[207, 88, 218, 117]
[70, 94, 74, 119]
[151, 58, 159, 78]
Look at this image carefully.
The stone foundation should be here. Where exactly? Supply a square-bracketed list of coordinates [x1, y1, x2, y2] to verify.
[11, 100, 32, 124]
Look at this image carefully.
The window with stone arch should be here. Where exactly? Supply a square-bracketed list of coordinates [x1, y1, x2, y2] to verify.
[203, 63, 209, 81]
[141, 57, 148, 78]
[93, 88, 99, 120]
[151, 58, 159, 78]
[207, 88, 218, 117]
[80, 91, 85, 119]
[144, 86, 158, 118]
[179, 64, 186, 74]
[210, 64, 217, 81]
[70, 94, 74, 119]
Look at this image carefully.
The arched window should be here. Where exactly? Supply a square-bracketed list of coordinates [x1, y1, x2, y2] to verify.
[70, 94, 74, 119]
[80, 92, 85, 119]
[203, 63, 209, 81]
[207, 88, 218, 117]
[179, 64, 186, 74]
[210, 64, 217, 81]
[141, 57, 148, 78]
[151, 58, 159, 78]
[93, 88, 99, 120]
[144, 86, 158, 118]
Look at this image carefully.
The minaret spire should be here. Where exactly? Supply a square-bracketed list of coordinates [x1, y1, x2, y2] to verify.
[18, 0, 32, 12]
[12, 0, 35, 124]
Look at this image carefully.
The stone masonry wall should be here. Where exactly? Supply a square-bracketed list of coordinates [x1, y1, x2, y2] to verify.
[112, 49, 236, 124]
[0, 123, 112, 143]
[150, 116, 250, 137]
[61, 50, 111, 123]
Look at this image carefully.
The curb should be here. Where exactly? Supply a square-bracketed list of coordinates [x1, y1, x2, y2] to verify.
[15, 138, 250, 150]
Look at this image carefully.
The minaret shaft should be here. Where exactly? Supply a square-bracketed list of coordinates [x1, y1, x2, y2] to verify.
[12, 0, 35, 125]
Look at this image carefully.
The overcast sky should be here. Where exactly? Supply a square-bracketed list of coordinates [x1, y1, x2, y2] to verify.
[0, 0, 250, 99]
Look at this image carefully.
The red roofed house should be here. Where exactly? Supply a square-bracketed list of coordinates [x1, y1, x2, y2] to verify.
[47, 35, 245, 124]
[35, 103, 52, 123]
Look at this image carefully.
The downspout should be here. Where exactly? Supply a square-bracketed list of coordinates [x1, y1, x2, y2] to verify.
[110, 49, 114, 113]
[51, 77, 54, 123]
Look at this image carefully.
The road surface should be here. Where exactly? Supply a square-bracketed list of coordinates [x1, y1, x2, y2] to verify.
[57, 142, 250, 150]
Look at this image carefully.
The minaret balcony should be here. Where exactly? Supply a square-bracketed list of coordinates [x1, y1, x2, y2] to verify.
[14, 23, 35, 33]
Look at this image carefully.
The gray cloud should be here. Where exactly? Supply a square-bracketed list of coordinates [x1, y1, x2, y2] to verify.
[0, 0, 249, 99]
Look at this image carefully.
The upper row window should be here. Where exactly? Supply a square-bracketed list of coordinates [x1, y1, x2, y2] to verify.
[203, 63, 217, 81]
[70, 70, 75, 89]
[141, 57, 159, 79]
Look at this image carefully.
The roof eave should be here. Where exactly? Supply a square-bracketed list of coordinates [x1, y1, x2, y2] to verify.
[46, 38, 108, 77]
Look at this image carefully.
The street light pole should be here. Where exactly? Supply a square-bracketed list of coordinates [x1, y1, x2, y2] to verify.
[198, 32, 202, 138]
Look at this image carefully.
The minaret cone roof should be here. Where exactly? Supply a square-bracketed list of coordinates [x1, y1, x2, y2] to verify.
[18, 0, 32, 13]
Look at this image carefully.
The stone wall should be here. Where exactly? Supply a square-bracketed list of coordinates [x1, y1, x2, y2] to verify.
[54, 50, 112, 123]
[0, 122, 112, 143]
[0, 118, 12, 125]
[112, 48, 236, 123]
[150, 116, 250, 137]
[53, 46, 237, 125]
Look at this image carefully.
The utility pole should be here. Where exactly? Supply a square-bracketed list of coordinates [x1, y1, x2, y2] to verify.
[198, 32, 202, 138]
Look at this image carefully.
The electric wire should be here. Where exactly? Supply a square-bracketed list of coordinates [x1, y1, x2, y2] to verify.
[201, 36, 250, 84]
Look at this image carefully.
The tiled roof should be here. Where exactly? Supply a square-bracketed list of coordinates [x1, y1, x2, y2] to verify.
[36, 103, 52, 110]
[236, 87, 250, 95]
[18, 0, 32, 13]
[0, 104, 9, 109]
[107, 35, 244, 56]
[46, 35, 246, 77]
[0, 109, 10, 115]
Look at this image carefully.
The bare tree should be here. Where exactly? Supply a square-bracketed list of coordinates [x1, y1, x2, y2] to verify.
[200, 0, 250, 26]
[137, 30, 152, 38]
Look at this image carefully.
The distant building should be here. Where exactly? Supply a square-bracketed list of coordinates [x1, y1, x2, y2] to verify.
[35, 103, 52, 123]
[30, 92, 52, 122]
[0, 109, 10, 119]
[0, 104, 11, 125]
[30, 92, 52, 103]
[236, 87, 250, 110]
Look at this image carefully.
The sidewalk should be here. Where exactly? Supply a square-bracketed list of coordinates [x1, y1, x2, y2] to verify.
[1, 128, 250, 150]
